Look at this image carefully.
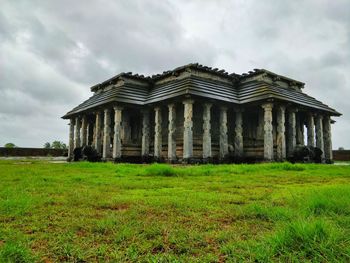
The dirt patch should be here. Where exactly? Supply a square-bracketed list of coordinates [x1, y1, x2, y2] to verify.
[96, 203, 129, 211]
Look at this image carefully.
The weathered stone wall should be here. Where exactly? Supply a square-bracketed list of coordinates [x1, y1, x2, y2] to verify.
[0, 147, 68, 157]
[332, 150, 350, 161]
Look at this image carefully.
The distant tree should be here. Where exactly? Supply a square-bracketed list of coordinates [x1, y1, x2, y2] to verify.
[44, 142, 51, 149]
[338, 147, 345, 151]
[4, 143, 16, 148]
[51, 141, 67, 150]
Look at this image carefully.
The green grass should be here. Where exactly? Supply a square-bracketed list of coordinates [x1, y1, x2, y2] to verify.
[0, 161, 350, 262]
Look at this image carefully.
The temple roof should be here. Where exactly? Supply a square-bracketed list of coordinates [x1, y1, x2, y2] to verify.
[62, 63, 341, 118]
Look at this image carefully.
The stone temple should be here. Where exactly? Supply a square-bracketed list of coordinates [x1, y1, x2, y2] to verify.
[62, 63, 341, 163]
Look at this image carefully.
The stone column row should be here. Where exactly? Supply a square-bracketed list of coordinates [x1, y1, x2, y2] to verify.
[68, 103, 333, 163]
[260, 104, 333, 163]
[306, 113, 333, 162]
[68, 115, 93, 158]
[151, 100, 244, 163]
[261, 103, 293, 161]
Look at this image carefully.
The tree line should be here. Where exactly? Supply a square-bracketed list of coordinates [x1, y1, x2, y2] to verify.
[3, 141, 67, 149]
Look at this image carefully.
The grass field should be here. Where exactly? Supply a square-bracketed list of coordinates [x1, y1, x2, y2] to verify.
[0, 160, 349, 262]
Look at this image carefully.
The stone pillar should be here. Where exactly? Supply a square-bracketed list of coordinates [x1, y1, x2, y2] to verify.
[102, 109, 111, 159]
[323, 115, 333, 163]
[86, 123, 90, 146]
[234, 108, 244, 159]
[219, 106, 228, 161]
[300, 120, 305, 146]
[202, 103, 212, 161]
[306, 113, 315, 147]
[276, 105, 286, 161]
[141, 108, 150, 159]
[168, 103, 176, 162]
[154, 106, 162, 160]
[68, 118, 75, 159]
[94, 111, 102, 153]
[74, 116, 81, 149]
[262, 103, 274, 161]
[296, 115, 305, 146]
[81, 115, 87, 147]
[287, 108, 297, 158]
[183, 99, 194, 162]
[113, 106, 123, 160]
[315, 114, 324, 160]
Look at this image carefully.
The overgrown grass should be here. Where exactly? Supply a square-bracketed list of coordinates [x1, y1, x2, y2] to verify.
[267, 219, 349, 261]
[0, 160, 349, 262]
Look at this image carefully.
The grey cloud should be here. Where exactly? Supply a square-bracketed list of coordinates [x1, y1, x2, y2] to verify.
[0, 0, 349, 148]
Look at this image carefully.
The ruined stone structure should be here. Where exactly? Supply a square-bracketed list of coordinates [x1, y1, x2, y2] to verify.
[62, 63, 341, 163]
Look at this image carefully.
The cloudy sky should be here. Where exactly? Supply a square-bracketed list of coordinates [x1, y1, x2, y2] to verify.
[1, 0, 349, 149]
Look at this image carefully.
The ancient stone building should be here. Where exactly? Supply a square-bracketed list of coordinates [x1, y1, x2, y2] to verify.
[62, 63, 341, 163]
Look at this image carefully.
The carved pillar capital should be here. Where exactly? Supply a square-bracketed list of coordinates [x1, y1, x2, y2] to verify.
[234, 107, 244, 113]
[113, 105, 124, 111]
[183, 98, 194, 105]
[262, 102, 274, 109]
[203, 102, 213, 110]
[220, 105, 228, 112]
[276, 104, 286, 112]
